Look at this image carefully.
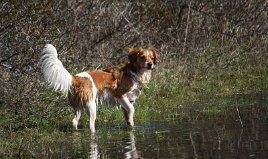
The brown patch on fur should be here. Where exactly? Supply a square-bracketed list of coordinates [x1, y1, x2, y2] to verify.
[114, 71, 133, 98]
[103, 67, 121, 80]
[68, 76, 93, 109]
[128, 48, 143, 62]
[98, 66, 134, 99]
[87, 70, 118, 94]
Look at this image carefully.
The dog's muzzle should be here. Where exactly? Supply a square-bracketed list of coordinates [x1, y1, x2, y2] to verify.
[146, 62, 154, 69]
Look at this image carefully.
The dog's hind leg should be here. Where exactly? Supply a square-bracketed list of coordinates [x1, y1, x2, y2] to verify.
[86, 101, 97, 133]
[72, 109, 82, 130]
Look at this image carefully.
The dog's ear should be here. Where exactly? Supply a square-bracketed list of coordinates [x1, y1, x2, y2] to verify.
[128, 48, 143, 62]
[149, 48, 161, 64]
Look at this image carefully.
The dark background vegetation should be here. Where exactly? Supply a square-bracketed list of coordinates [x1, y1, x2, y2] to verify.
[0, 0, 267, 130]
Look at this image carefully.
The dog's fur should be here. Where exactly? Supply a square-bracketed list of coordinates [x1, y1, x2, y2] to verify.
[40, 44, 160, 132]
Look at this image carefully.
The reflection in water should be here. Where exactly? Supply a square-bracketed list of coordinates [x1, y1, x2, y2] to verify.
[71, 130, 143, 159]
[49, 107, 268, 159]
[71, 132, 99, 159]
[189, 131, 198, 159]
[90, 134, 98, 159]
[184, 105, 268, 159]
[124, 131, 143, 159]
[58, 92, 268, 158]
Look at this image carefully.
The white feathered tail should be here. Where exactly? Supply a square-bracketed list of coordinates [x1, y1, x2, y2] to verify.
[40, 44, 72, 96]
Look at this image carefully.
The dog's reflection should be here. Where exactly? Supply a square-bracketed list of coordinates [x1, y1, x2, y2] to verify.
[89, 133, 98, 159]
[72, 132, 99, 159]
[124, 131, 143, 159]
[72, 131, 143, 159]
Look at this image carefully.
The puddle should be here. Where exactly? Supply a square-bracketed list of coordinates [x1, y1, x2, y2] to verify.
[42, 92, 268, 159]
[34, 111, 268, 159]
[1, 92, 268, 159]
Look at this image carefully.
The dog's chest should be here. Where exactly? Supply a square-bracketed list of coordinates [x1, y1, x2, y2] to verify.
[127, 80, 142, 103]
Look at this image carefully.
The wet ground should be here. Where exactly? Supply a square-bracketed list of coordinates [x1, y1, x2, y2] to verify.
[37, 106, 268, 159]
[2, 92, 268, 159]
[40, 117, 268, 159]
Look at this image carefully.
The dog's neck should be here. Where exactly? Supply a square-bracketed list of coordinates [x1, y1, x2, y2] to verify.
[131, 69, 152, 84]
[123, 63, 152, 84]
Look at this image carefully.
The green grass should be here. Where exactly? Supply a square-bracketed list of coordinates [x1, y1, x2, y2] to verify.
[134, 66, 268, 119]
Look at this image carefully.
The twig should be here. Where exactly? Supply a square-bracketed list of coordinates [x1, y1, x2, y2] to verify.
[182, 1, 192, 55]
[189, 131, 198, 159]
[236, 106, 244, 128]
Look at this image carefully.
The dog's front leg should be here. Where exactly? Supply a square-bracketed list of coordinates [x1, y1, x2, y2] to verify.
[117, 97, 135, 127]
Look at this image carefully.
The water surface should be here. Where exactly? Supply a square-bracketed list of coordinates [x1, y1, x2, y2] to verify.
[4, 92, 268, 159]
[43, 107, 268, 159]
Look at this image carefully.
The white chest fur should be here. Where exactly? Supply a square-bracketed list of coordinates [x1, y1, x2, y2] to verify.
[127, 79, 142, 104]
[126, 69, 151, 104]
[138, 69, 152, 84]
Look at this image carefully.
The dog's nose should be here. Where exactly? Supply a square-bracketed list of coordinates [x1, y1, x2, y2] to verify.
[147, 62, 153, 69]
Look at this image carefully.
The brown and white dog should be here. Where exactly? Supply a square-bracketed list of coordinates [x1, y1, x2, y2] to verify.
[40, 44, 160, 132]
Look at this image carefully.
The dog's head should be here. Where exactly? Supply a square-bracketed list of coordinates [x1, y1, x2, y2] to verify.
[128, 48, 160, 70]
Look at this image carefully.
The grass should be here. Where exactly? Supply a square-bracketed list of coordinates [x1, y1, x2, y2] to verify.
[134, 65, 268, 119]
[0, 128, 78, 158]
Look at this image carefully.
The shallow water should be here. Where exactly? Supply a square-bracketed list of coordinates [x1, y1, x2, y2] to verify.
[3, 92, 268, 159]
[39, 108, 268, 159]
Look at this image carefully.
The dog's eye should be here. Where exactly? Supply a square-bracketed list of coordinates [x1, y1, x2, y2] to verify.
[140, 56, 145, 60]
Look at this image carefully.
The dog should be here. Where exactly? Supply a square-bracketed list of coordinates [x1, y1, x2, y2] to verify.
[40, 44, 160, 132]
